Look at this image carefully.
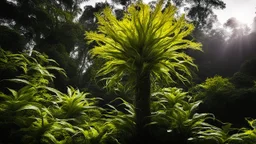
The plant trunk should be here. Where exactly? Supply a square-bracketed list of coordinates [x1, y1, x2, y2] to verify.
[135, 70, 151, 143]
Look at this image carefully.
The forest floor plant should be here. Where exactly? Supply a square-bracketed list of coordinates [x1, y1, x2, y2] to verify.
[1, 49, 256, 143]
[150, 87, 214, 143]
[0, 49, 134, 144]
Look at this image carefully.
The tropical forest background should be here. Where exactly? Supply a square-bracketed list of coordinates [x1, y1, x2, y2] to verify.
[0, 0, 256, 143]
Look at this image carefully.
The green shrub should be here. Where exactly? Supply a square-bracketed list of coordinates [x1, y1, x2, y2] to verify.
[150, 87, 215, 143]
[190, 75, 235, 101]
[231, 72, 255, 88]
[1, 49, 256, 144]
[0, 49, 105, 144]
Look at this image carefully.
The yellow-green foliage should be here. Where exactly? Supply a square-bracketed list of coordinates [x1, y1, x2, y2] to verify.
[86, 0, 202, 89]
[151, 87, 214, 142]
[193, 119, 256, 144]
[201, 76, 234, 91]
[0, 49, 139, 144]
[191, 75, 235, 101]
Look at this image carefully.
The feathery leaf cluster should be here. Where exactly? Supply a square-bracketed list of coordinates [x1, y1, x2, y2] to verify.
[86, 0, 202, 90]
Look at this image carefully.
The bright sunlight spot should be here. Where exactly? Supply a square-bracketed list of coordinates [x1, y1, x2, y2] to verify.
[215, 0, 256, 28]
[231, 9, 254, 26]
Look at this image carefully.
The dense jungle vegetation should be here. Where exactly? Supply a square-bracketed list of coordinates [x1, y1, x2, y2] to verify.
[0, 0, 256, 143]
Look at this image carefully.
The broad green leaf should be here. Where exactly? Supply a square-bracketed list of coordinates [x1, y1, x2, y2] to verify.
[17, 104, 41, 115]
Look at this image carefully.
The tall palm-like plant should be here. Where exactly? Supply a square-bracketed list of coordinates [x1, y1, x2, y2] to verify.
[86, 0, 202, 142]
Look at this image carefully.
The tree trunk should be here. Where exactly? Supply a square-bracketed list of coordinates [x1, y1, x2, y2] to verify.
[135, 70, 151, 143]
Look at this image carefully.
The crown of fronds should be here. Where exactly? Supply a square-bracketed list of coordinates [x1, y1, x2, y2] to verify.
[86, 0, 202, 89]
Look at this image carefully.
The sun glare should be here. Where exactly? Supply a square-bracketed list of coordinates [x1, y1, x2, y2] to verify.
[214, 0, 256, 30]
[234, 12, 254, 27]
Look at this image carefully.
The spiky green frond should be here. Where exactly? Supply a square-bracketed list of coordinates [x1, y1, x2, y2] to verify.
[151, 87, 216, 143]
[54, 86, 103, 120]
[86, 0, 202, 89]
